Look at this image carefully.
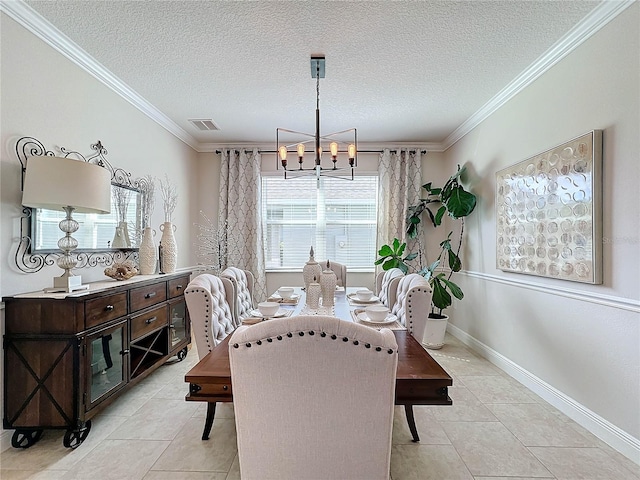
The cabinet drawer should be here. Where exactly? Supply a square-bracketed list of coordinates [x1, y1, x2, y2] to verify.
[130, 282, 167, 312]
[131, 305, 167, 340]
[85, 293, 128, 329]
[168, 275, 189, 298]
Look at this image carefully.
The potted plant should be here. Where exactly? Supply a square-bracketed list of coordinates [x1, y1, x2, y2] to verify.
[376, 166, 476, 348]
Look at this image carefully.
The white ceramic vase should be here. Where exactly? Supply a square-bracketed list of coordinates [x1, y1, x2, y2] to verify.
[320, 261, 337, 307]
[138, 227, 157, 275]
[302, 246, 323, 291]
[159, 221, 177, 274]
[111, 223, 127, 249]
[306, 282, 321, 310]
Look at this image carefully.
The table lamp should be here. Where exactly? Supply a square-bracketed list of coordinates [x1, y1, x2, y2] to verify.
[22, 155, 112, 292]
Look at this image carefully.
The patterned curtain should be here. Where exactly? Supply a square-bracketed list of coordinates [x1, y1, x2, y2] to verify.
[376, 149, 423, 268]
[218, 148, 267, 302]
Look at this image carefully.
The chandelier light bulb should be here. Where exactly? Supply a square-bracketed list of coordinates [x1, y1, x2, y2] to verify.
[297, 143, 305, 158]
[348, 144, 356, 159]
[330, 142, 338, 158]
[279, 146, 288, 167]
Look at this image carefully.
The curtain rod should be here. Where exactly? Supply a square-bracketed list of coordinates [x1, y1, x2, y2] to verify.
[215, 149, 427, 155]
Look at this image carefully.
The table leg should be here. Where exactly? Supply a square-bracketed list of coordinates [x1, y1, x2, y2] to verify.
[404, 404, 420, 442]
[202, 402, 217, 440]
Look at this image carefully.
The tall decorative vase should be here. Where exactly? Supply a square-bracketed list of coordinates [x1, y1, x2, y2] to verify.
[302, 246, 323, 291]
[111, 223, 127, 249]
[159, 222, 177, 274]
[138, 227, 157, 275]
[120, 222, 132, 248]
[320, 261, 337, 307]
[306, 281, 321, 310]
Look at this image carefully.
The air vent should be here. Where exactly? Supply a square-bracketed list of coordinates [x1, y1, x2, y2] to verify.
[188, 118, 220, 131]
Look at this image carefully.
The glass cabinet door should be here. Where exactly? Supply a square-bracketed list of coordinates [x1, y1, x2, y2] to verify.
[86, 319, 128, 411]
[169, 300, 188, 350]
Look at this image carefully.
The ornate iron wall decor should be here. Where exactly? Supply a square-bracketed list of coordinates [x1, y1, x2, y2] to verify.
[14, 136, 143, 274]
[495, 130, 603, 284]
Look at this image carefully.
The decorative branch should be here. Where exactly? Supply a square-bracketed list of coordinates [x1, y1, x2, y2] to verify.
[194, 212, 241, 275]
[138, 174, 155, 229]
[113, 186, 131, 223]
[159, 175, 178, 223]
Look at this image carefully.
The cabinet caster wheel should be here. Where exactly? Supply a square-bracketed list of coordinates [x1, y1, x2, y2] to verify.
[11, 429, 43, 449]
[177, 347, 187, 361]
[63, 420, 91, 449]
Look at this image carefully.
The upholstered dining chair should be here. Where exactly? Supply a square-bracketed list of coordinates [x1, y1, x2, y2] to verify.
[184, 273, 236, 357]
[184, 273, 237, 440]
[229, 315, 398, 480]
[375, 267, 404, 307]
[319, 260, 347, 287]
[220, 266, 255, 325]
[390, 273, 433, 343]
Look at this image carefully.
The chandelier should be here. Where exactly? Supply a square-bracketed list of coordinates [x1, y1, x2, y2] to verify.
[277, 56, 357, 180]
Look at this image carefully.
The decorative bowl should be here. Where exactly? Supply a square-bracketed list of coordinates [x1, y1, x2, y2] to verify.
[365, 305, 389, 322]
[104, 261, 138, 281]
[356, 289, 373, 301]
[277, 287, 295, 299]
[258, 301, 280, 317]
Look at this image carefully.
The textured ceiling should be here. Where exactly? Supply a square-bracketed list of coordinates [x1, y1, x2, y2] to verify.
[23, 0, 603, 147]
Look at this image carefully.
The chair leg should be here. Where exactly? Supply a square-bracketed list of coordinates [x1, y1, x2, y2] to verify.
[202, 401, 217, 440]
[404, 404, 420, 442]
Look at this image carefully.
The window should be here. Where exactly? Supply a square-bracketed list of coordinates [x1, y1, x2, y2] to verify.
[262, 175, 378, 271]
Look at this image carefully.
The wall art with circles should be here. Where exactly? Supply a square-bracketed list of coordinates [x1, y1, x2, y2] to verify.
[496, 130, 602, 284]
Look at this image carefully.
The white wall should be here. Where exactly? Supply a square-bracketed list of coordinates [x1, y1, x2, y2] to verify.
[0, 12, 199, 432]
[443, 4, 639, 459]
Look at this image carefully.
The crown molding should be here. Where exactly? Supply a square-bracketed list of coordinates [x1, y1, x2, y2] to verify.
[0, 0, 200, 151]
[3, 0, 633, 154]
[442, 0, 636, 150]
[197, 141, 444, 153]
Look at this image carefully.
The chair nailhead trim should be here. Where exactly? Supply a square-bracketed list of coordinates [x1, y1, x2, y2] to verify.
[320, 332, 326, 337]
[267, 338, 273, 342]
[246, 342, 251, 347]
[342, 337, 348, 342]
[376, 347, 382, 351]
[277, 335, 283, 340]
[256, 340, 262, 345]
[353, 340, 359, 345]
[309, 331, 315, 335]
[331, 335, 337, 340]
[299, 331, 304, 336]
[233, 343, 239, 348]
[287, 332, 293, 338]
[365, 343, 371, 348]
[388, 349, 394, 354]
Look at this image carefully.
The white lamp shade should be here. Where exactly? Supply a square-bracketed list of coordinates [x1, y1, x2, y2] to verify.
[22, 155, 112, 214]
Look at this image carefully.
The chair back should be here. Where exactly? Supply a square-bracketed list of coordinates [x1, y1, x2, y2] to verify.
[319, 260, 347, 287]
[221, 267, 255, 324]
[375, 267, 404, 307]
[230, 315, 397, 480]
[184, 274, 235, 359]
[391, 273, 433, 340]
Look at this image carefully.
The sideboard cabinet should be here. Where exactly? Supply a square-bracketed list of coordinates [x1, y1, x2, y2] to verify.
[3, 271, 192, 449]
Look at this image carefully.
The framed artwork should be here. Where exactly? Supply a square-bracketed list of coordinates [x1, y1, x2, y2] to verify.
[496, 130, 602, 284]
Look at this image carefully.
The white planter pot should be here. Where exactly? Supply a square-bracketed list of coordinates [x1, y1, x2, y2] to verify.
[159, 222, 177, 274]
[423, 314, 449, 350]
[138, 227, 157, 275]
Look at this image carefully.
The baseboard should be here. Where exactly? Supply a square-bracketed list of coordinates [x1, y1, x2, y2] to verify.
[447, 323, 640, 465]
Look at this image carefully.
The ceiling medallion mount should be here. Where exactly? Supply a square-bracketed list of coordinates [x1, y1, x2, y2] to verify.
[276, 55, 357, 181]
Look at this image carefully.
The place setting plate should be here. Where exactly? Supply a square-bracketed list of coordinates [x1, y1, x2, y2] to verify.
[267, 293, 301, 305]
[355, 311, 398, 326]
[249, 308, 290, 319]
[347, 293, 381, 305]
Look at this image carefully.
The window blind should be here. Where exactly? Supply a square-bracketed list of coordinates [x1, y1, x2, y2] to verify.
[262, 175, 378, 270]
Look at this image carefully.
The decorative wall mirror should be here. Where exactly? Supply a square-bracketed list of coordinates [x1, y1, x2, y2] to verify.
[15, 137, 151, 273]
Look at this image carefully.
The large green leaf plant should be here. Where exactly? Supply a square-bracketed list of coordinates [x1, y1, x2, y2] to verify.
[377, 165, 476, 317]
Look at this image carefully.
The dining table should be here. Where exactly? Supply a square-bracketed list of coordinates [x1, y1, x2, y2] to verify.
[185, 287, 452, 442]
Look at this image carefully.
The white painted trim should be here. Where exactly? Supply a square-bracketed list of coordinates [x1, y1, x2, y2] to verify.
[442, 0, 636, 150]
[447, 322, 640, 465]
[462, 270, 640, 313]
[0, 0, 200, 151]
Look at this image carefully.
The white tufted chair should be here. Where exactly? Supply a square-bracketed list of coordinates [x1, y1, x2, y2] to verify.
[375, 268, 404, 307]
[184, 274, 236, 359]
[221, 267, 255, 325]
[230, 315, 397, 480]
[390, 273, 433, 343]
[319, 260, 347, 287]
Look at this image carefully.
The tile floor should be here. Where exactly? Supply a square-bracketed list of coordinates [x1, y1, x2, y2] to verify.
[1, 333, 638, 480]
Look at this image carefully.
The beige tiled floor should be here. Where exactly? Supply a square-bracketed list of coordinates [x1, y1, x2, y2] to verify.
[1, 334, 638, 480]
